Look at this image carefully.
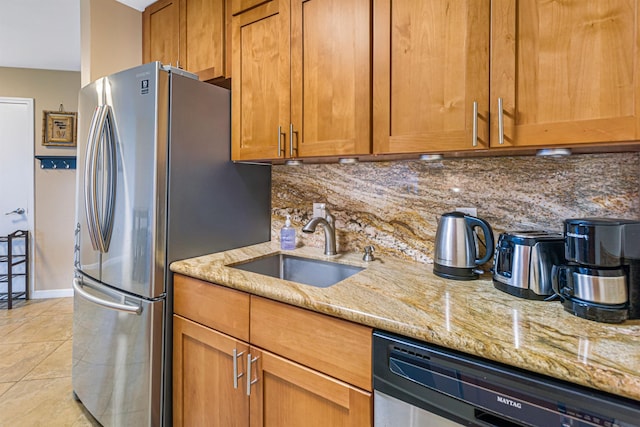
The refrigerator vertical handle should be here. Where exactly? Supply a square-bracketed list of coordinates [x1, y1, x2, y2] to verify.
[84, 105, 105, 252]
[101, 108, 117, 252]
[85, 106, 117, 254]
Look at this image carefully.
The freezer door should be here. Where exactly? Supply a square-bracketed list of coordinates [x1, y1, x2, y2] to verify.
[76, 62, 168, 298]
[72, 275, 164, 426]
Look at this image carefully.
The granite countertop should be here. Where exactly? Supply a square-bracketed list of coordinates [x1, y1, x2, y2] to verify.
[170, 241, 640, 402]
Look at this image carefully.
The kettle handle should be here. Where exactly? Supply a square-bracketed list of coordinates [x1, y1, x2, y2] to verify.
[465, 216, 495, 266]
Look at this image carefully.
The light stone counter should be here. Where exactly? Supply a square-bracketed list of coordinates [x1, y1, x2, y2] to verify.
[170, 242, 640, 402]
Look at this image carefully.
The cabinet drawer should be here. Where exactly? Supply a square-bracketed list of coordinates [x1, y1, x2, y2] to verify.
[250, 296, 372, 391]
[173, 274, 250, 341]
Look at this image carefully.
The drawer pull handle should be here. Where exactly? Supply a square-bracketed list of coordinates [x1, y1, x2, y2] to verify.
[246, 353, 260, 396]
[472, 101, 478, 147]
[277, 126, 285, 157]
[289, 123, 298, 157]
[497, 97, 505, 145]
[233, 348, 245, 389]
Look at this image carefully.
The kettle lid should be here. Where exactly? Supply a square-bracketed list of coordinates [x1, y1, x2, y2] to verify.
[442, 211, 466, 218]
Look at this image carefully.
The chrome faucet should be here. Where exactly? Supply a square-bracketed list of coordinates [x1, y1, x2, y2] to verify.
[302, 211, 337, 256]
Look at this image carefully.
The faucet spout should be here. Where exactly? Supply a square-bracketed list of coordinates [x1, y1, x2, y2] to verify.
[302, 213, 337, 256]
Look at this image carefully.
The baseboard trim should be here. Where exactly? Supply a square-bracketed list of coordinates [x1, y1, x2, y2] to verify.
[31, 289, 73, 299]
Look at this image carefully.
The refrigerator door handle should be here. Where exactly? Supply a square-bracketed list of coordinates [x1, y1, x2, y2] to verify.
[84, 105, 105, 251]
[84, 105, 117, 253]
[100, 107, 117, 251]
[73, 278, 142, 315]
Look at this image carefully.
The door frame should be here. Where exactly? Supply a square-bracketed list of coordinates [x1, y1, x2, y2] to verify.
[0, 97, 35, 298]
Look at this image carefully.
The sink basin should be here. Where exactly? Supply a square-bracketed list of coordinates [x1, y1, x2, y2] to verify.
[229, 254, 364, 288]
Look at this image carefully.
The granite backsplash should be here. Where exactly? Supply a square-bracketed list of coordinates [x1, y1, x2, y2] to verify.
[271, 153, 640, 264]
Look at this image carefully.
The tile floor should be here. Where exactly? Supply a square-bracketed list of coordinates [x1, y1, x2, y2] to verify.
[0, 297, 99, 426]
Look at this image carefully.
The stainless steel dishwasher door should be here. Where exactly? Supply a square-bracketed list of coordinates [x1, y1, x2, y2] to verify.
[373, 330, 640, 427]
[374, 390, 462, 427]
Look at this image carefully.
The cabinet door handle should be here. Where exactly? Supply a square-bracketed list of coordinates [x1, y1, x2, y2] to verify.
[246, 353, 259, 396]
[233, 348, 245, 389]
[289, 123, 298, 157]
[497, 97, 505, 145]
[472, 101, 478, 147]
[277, 126, 286, 157]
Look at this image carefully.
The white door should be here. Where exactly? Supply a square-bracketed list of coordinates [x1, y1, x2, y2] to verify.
[0, 97, 35, 299]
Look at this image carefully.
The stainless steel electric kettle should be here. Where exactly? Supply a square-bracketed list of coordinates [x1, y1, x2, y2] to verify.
[433, 212, 495, 280]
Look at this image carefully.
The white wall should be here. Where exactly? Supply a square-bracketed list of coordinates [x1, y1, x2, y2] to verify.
[0, 67, 81, 297]
[80, 0, 142, 86]
[0, 1, 142, 298]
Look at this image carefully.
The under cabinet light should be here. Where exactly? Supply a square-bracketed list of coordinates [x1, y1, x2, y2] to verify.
[536, 148, 571, 157]
[419, 154, 443, 161]
[338, 158, 359, 165]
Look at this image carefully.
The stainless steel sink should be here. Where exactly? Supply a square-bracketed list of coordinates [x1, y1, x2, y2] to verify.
[229, 254, 363, 288]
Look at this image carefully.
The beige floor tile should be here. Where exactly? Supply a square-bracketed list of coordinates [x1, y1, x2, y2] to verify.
[0, 341, 61, 382]
[0, 317, 28, 338]
[0, 298, 100, 426]
[0, 298, 62, 320]
[72, 412, 101, 427]
[24, 339, 73, 380]
[0, 382, 14, 398]
[0, 377, 96, 427]
[2, 314, 73, 344]
[48, 297, 74, 315]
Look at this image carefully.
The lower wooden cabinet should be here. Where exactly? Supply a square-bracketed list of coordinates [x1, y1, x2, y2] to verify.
[172, 274, 373, 426]
[173, 315, 250, 426]
[252, 348, 371, 427]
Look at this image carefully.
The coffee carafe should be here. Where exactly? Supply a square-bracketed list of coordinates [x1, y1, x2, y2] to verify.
[434, 212, 495, 280]
[552, 218, 640, 323]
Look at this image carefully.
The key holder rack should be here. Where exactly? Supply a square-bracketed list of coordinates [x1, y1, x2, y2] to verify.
[35, 155, 76, 170]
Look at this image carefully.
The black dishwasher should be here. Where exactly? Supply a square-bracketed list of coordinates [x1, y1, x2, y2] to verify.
[373, 331, 640, 427]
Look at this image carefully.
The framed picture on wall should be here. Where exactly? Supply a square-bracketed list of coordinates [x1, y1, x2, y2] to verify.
[42, 110, 77, 146]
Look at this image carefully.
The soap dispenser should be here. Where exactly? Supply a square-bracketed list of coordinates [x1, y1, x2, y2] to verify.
[280, 215, 296, 250]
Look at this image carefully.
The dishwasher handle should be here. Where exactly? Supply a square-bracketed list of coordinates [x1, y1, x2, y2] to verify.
[73, 278, 142, 315]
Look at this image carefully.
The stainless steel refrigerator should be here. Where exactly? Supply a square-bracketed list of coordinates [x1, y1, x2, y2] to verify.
[72, 62, 270, 426]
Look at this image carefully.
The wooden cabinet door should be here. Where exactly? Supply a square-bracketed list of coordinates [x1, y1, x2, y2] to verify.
[290, 0, 371, 158]
[232, 0, 274, 15]
[143, 0, 180, 66]
[249, 348, 372, 427]
[491, 0, 640, 148]
[232, 0, 291, 161]
[173, 315, 250, 427]
[180, 0, 231, 81]
[373, 0, 490, 154]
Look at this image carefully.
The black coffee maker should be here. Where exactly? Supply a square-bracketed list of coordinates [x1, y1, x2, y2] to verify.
[552, 218, 640, 323]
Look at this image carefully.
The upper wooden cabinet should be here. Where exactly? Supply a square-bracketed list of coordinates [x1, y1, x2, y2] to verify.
[490, 0, 640, 148]
[231, 0, 289, 160]
[143, 0, 231, 82]
[373, 0, 490, 154]
[231, 0, 271, 15]
[231, 0, 371, 161]
[143, 0, 180, 68]
[374, 0, 640, 155]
